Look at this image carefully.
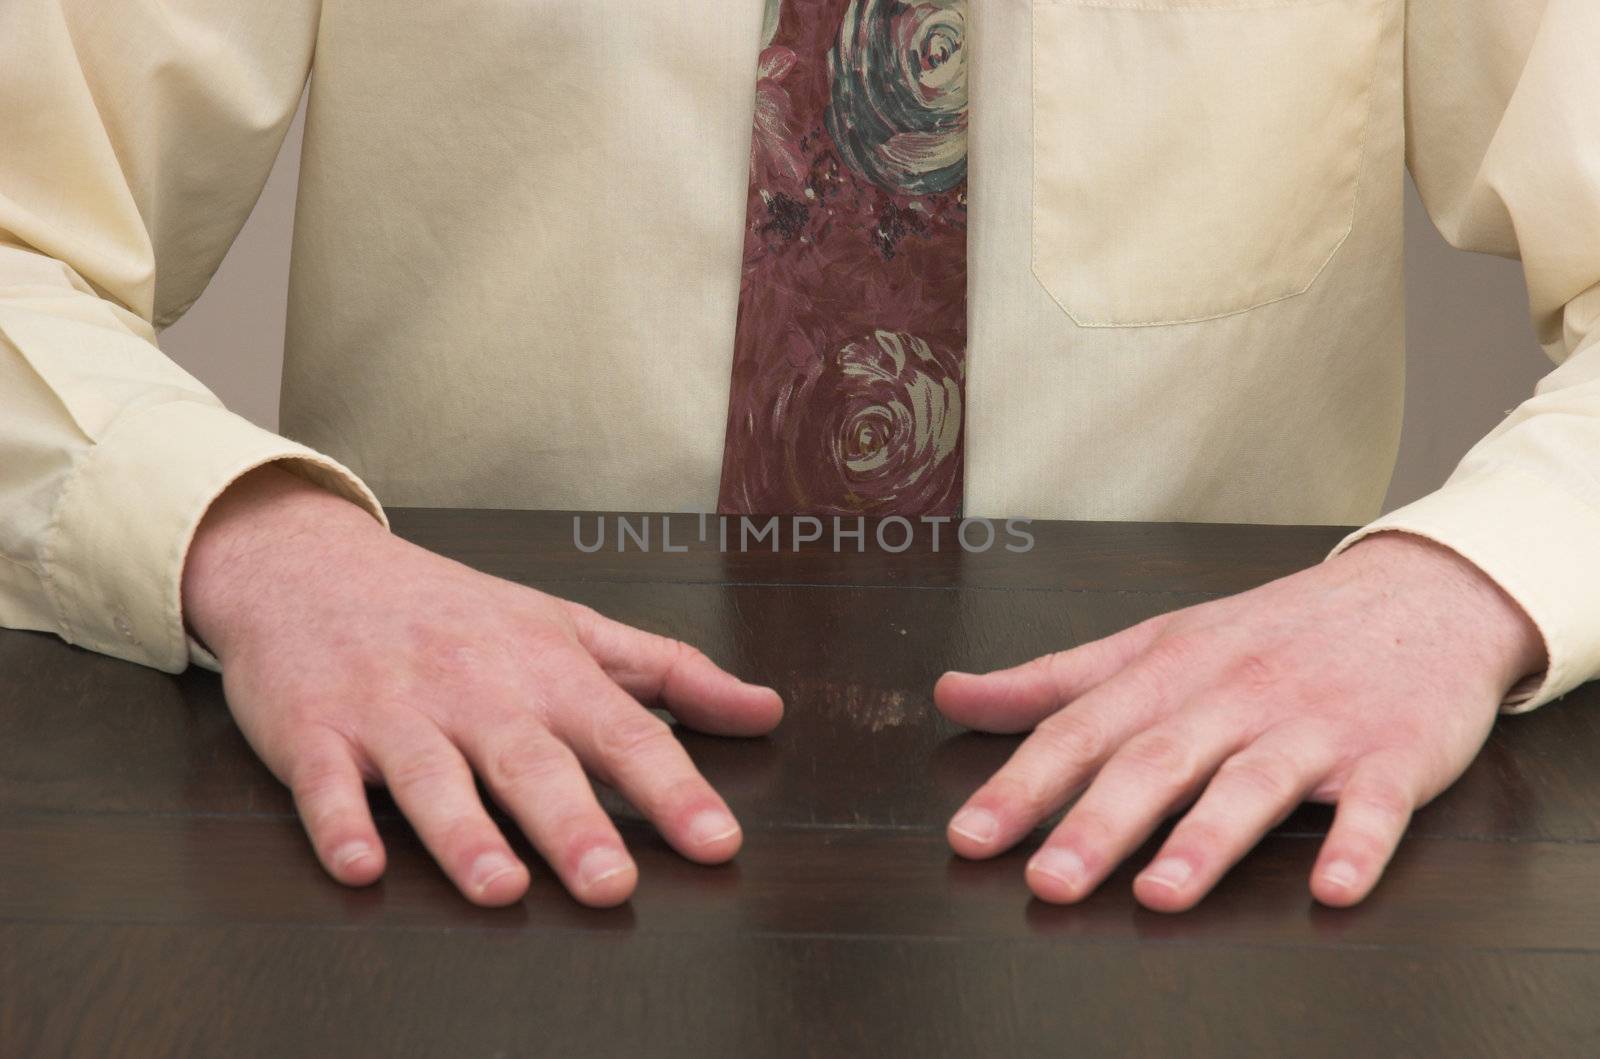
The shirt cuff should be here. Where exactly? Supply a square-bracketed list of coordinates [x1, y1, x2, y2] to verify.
[40, 398, 387, 674]
[1328, 461, 1600, 713]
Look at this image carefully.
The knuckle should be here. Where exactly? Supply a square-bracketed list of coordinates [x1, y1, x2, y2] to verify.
[502, 609, 580, 660]
[561, 601, 601, 627]
[1142, 631, 1208, 681]
[438, 816, 497, 857]
[1108, 650, 1190, 716]
[1331, 828, 1390, 866]
[288, 754, 346, 799]
[596, 712, 675, 763]
[660, 772, 710, 805]
[1133, 610, 1180, 637]
[981, 773, 1052, 821]
[285, 722, 362, 778]
[668, 638, 708, 672]
[1230, 651, 1286, 696]
[291, 773, 356, 834]
[1033, 712, 1107, 768]
[408, 626, 508, 687]
[1057, 807, 1116, 850]
[653, 636, 708, 688]
[1022, 652, 1057, 676]
[637, 774, 711, 817]
[302, 800, 354, 836]
[281, 682, 374, 732]
[1169, 815, 1231, 857]
[487, 738, 570, 790]
[521, 621, 579, 656]
[1025, 650, 1072, 693]
[1216, 752, 1297, 802]
[1119, 729, 1194, 780]
[1353, 780, 1412, 822]
[386, 749, 458, 792]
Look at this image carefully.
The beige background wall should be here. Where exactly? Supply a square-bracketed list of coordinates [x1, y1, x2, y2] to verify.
[160, 100, 1552, 514]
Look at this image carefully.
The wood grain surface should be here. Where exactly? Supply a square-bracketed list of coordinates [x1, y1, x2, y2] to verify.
[2, 511, 1596, 1057]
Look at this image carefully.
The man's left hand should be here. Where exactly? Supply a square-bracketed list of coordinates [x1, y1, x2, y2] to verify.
[938, 532, 1546, 911]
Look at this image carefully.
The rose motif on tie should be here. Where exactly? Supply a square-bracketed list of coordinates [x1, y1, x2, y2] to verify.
[824, 0, 968, 196]
[751, 45, 807, 189]
[745, 328, 963, 514]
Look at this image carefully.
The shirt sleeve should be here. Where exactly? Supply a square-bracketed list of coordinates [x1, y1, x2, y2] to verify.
[1329, 0, 1600, 711]
[0, 1, 386, 675]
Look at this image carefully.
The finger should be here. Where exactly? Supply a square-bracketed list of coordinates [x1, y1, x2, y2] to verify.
[1310, 752, 1417, 907]
[563, 602, 783, 736]
[455, 721, 637, 908]
[935, 614, 1171, 733]
[365, 718, 530, 907]
[285, 729, 386, 887]
[1128, 723, 1344, 912]
[1023, 711, 1249, 903]
[550, 660, 744, 864]
[946, 662, 1185, 859]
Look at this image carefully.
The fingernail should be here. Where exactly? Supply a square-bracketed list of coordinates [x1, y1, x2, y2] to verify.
[1028, 847, 1087, 891]
[332, 841, 374, 873]
[686, 809, 741, 847]
[950, 808, 999, 844]
[1138, 857, 1194, 891]
[469, 851, 521, 896]
[577, 846, 634, 889]
[1321, 859, 1359, 890]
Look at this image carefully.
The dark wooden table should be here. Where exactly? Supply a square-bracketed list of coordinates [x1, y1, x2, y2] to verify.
[4, 510, 1599, 1057]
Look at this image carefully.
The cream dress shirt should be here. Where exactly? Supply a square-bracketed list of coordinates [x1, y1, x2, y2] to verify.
[2, 1, 1597, 709]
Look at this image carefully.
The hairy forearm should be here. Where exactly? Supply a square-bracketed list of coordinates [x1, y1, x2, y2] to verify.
[1342, 531, 1546, 691]
[181, 463, 388, 659]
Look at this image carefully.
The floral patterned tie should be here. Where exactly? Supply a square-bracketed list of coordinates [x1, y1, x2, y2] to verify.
[717, 0, 968, 516]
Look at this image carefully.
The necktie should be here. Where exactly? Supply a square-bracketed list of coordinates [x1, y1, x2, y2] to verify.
[717, 0, 969, 517]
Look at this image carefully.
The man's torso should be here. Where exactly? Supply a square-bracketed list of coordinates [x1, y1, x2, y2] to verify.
[279, 0, 1405, 522]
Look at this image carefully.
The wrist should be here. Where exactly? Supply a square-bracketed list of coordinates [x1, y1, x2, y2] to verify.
[1340, 531, 1547, 691]
[181, 462, 388, 659]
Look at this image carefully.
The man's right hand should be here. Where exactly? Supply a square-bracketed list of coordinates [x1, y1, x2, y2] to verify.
[180, 465, 783, 907]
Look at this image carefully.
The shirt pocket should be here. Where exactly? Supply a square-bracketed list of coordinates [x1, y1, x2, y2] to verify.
[1031, 0, 1385, 328]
